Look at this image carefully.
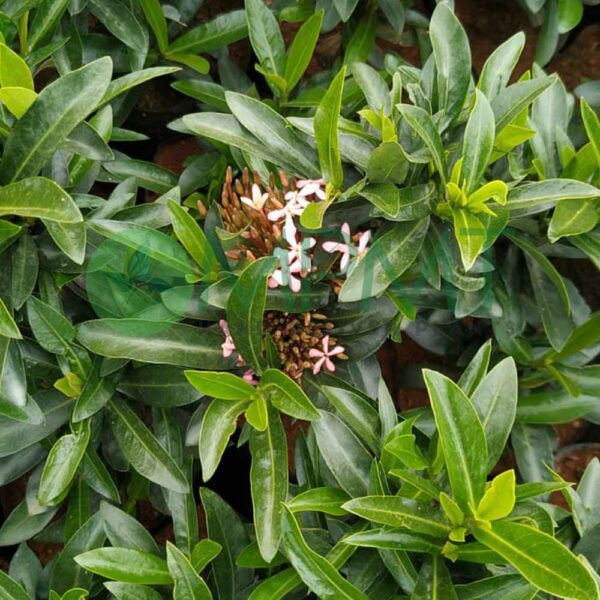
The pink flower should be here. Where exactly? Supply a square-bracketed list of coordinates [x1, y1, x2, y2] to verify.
[297, 178, 326, 200]
[219, 320, 236, 358]
[269, 259, 302, 292]
[268, 191, 309, 240]
[309, 335, 345, 375]
[322, 223, 371, 275]
[242, 369, 258, 385]
[241, 184, 268, 210]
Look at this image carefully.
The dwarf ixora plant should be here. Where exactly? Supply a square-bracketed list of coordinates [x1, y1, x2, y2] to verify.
[0, 0, 599, 599]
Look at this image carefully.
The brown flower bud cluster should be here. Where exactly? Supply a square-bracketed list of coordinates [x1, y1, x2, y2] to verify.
[263, 311, 348, 380]
[213, 166, 294, 262]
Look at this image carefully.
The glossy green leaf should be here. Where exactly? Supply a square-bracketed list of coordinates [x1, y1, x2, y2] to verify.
[281, 507, 370, 600]
[470, 357, 517, 469]
[200, 399, 249, 481]
[168, 200, 219, 278]
[412, 556, 458, 600]
[0, 44, 33, 90]
[28, 0, 71, 51]
[314, 67, 346, 189]
[453, 209, 485, 272]
[166, 541, 212, 600]
[250, 404, 288, 561]
[343, 495, 451, 537]
[288, 487, 350, 516]
[0, 87, 37, 118]
[75, 548, 172, 585]
[261, 368, 319, 421]
[38, 426, 90, 506]
[185, 371, 255, 400]
[476, 470, 516, 521]
[104, 583, 164, 600]
[430, 3, 471, 123]
[581, 98, 600, 167]
[0, 298, 21, 339]
[27, 296, 75, 355]
[423, 369, 488, 511]
[478, 32, 526, 101]
[0, 177, 82, 222]
[313, 410, 372, 497]
[246, 0, 285, 76]
[77, 319, 233, 369]
[100, 67, 181, 107]
[108, 396, 188, 492]
[100, 502, 160, 555]
[0, 500, 58, 546]
[339, 217, 429, 302]
[169, 10, 248, 54]
[284, 11, 323, 93]
[472, 520, 599, 600]
[461, 90, 495, 194]
[0, 57, 113, 183]
[140, 0, 168, 52]
[557, 0, 583, 33]
[89, 0, 147, 53]
[226, 256, 277, 373]
[397, 104, 446, 183]
[0, 568, 33, 600]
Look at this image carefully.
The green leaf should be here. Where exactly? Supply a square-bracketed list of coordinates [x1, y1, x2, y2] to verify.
[453, 209, 485, 272]
[191, 539, 222, 573]
[226, 92, 319, 177]
[429, 3, 471, 124]
[470, 357, 517, 469]
[139, 0, 168, 52]
[166, 541, 212, 600]
[281, 507, 370, 600]
[339, 217, 429, 302]
[461, 90, 495, 194]
[478, 32, 526, 100]
[245, 0, 285, 76]
[0, 500, 58, 547]
[0, 86, 36, 119]
[168, 10, 248, 54]
[547, 312, 600, 361]
[200, 488, 252, 600]
[104, 583, 164, 600]
[423, 369, 488, 511]
[75, 548, 171, 585]
[168, 200, 219, 278]
[366, 142, 409, 185]
[352, 62, 390, 115]
[0, 297, 21, 339]
[343, 496, 451, 537]
[27, 296, 75, 355]
[43, 219, 87, 264]
[185, 371, 255, 400]
[226, 256, 277, 373]
[77, 319, 233, 369]
[260, 369, 319, 421]
[411, 556, 458, 600]
[72, 359, 116, 422]
[313, 410, 372, 497]
[0, 57, 113, 183]
[200, 399, 250, 481]
[0, 43, 33, 90]
[100, 67, 181, 108]
[314, 67, 346, 189]
[165, 53, 210, 75]
[284, 11, 323, 93]
[287, 487, 350, 516]
[10, 234, 38, 310]
[361, 183, 400, 217]
[100, 502, 160, 555]
[103, 159, 178, 194]
[457, 340, 491, 396]
[548, 198, 598, 242]
[397, 104, 446, 184]
[38, 426, 90, 506]
[581, 98, 600, 167]
[0, 177, 82, 222]
[89, 0, 147, 53]
[171, 80, 228, 111]
[28, 0, 71, 51]
[107, 396, 188, 493]
[507, 179, 600, 217]
[472, 520, 599, 600]
[476, 470, 516, 521]
[557, 0, 583, 33]
[491, 75, 557, 132]
[250, 404, 288, 561]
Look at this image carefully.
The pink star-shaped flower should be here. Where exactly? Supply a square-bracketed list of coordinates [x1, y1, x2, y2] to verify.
[241, 184, 268, 210]
[242, 369, 258, 385]
[323, 222, 352, 271]
[296, 178, 326, 200]
[309, 335, 345, 375]
[219, 320, 236, 358]
[268, 191, 309, 240]
[268, 259, 302, 292]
